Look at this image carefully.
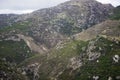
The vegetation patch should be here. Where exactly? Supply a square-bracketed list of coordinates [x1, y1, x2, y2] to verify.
[0, 40, 34, 64]
[0, 21, 31, 33]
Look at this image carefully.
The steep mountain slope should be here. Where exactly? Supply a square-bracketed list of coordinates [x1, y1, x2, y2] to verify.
[20, 20, 120, 80]
[0, 0, 113, 49]
[21, 0, 113, 48]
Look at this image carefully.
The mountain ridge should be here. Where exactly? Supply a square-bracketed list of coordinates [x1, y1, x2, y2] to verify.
[75, 20, 120, 41]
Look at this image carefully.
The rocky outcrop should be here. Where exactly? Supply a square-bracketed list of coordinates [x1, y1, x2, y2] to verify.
[68, 57, 82, 70]
[86, 39, 101, 61]
[113, 55, 119, 63]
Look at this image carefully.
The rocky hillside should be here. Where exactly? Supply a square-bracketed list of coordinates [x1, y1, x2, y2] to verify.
[0, 0, 113, 49]
[20, 20, 120, 80]
[0, 0, 120, 80]
[58, 36, 120, 80]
